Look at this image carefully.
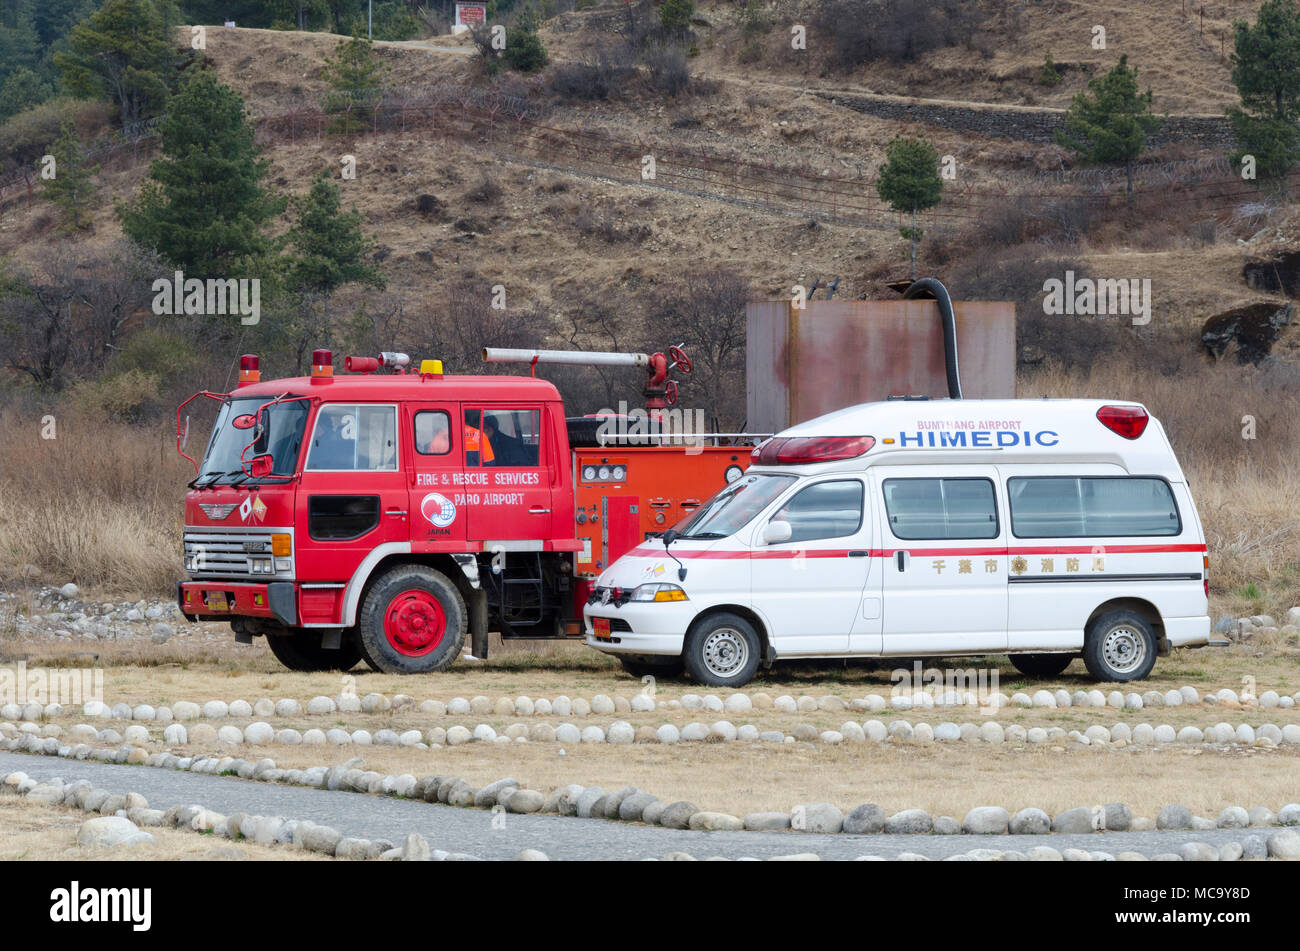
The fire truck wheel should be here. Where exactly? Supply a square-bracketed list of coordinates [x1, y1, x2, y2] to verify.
[683, 613, 761, 687]
[358, 565, 467, 674]
[1082, 610, 1157, 682]
[1008, 652, 1076, 678]
[265, 633, 361, 672]
[619, 655, 685, 679]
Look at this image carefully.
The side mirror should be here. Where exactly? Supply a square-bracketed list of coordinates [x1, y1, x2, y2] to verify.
[249, 455, 274, 478]
[179, 416, 190, 451]
[762, 520, 793, 545]
[661, 528, 679, 547]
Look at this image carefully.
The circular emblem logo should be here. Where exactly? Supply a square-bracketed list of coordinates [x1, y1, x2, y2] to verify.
[420, 492, 457, 528]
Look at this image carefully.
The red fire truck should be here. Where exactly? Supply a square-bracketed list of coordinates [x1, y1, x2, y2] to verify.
[175, 348, 750, 674]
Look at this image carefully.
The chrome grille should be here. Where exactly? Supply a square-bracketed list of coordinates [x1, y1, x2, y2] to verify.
[183, 527, 293, 580]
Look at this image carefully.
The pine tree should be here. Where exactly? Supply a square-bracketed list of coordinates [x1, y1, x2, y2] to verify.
[1228, 0, 1300, 179]
[118, 71, 286, 278]
[42, 124, 100, 231]
[1056, 55, 1163, 197]
[0, 66, 53, 119]
[322, 34, 387, 135]
[54, 0, 182, 127]
[288, 172, 384, 298]
[876, 135, 943, 279]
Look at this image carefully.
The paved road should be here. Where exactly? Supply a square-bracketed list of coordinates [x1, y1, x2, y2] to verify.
[0, 752, 1271, 861]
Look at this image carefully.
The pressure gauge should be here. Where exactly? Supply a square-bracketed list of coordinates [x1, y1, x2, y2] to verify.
[598, 466, 611, 480]
[725, 464, 744, 483]
[583, 466, 597, 481]
[611, 465, 627, 482]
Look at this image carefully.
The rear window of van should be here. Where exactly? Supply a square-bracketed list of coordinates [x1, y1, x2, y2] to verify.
[1008, 477, 1180, 538]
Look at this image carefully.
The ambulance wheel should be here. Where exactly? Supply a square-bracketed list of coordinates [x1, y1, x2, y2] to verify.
[1082, 610, 1157, 682]
[358, 566, 467, 674]
[619, 655, 685, 679]
[1009, 653, 1075, 678]
[265, 632, 361, 672]
[684, 613, 761, 687]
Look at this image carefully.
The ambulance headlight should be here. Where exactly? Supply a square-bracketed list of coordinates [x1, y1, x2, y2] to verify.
[628, 583, 689, 603]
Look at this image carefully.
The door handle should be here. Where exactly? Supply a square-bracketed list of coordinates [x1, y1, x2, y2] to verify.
[385, 509, 408, 516]
[895, 550, 910, 571]
[529, 507, 550, 514]
[848, 550, 868, 558]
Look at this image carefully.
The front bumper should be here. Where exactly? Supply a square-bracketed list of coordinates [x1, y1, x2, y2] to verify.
[581, 601, 695, 656]
[177, 580, 297, 626]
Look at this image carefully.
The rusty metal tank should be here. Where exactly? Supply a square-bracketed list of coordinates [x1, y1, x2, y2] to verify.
[746, 297, 1016, 433]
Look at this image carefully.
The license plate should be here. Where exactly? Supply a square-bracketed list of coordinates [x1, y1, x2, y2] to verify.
[592, 617, 611, 639]
[205, 594, 230, 612]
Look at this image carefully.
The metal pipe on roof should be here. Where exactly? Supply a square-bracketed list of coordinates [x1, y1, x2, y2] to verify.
[482, 348, 650, 368]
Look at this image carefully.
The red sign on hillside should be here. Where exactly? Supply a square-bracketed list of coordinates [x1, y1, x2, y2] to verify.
[455, 2, 486, 26]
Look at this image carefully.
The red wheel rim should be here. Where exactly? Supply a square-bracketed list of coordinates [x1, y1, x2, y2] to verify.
[383, 589, 446, 657]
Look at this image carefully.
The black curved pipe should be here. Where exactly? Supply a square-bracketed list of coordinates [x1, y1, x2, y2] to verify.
[903, 277, 963, 400]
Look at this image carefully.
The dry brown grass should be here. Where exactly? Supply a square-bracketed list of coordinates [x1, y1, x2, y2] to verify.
[0, 795, 326, 861]
[0, 414, 188, 596]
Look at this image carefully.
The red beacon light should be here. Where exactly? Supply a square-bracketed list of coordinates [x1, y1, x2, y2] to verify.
[1097, 404, 1148, 439]
[752, 436, 875, 465]
[238, 354, 260, 387]
[311, 349, 333, 383]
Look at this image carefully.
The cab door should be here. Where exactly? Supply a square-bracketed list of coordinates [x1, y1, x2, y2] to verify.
[875, 466, 1009, 653]
[405, 402, 469, 550]
[462, 405, 552, 546]
[748, 477, 875, 654]
[296, 402, 407, 623]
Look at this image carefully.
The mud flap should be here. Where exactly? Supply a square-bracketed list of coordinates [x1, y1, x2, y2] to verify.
[469, 586, 489, 659]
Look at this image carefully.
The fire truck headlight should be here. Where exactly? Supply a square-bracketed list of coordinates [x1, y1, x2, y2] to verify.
[628, 583, 688, 603]
[275, 558, 292, 572]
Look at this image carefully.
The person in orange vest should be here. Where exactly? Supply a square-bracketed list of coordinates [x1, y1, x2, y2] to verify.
[464, 417, 495, 466]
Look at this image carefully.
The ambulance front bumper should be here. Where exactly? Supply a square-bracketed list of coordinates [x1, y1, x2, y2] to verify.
[1164, 615, 1211, 649]
[582, 601, 694, 656]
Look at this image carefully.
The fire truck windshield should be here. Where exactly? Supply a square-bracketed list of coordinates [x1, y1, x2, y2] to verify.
[675, 473, 796, 539]
[198, 397, 309, 484]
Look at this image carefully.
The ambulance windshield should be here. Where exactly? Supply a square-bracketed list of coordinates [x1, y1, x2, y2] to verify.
[676, 473, 796, 539]
[197, 397, 309, 485]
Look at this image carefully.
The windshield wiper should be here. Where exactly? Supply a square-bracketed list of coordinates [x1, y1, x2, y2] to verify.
[679, 531, 727, 539]
[189, 472, 222, 489]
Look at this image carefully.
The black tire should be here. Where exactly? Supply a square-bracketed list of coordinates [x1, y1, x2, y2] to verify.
[1009, 652, 1076, 678]
[1082, 609, 1158, 682]
[683, 612, 761, 687]
[357, 565, 467, 674]
[619, 655, 685, 679]
[265, 632, 361, 672]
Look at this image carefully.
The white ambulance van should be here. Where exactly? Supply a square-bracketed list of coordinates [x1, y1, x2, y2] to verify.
[583, 399, 1210, 687]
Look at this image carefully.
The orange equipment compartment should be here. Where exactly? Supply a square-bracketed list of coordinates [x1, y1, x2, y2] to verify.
[572, 445, 748, 576]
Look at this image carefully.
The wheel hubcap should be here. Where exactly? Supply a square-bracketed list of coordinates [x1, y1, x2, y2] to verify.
[384, 589, 446, 657]
[702, 627, 748, 677]
[1101, 625, 1145, 674]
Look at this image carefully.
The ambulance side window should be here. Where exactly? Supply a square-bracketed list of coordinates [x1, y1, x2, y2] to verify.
[882, 478, 998, 540]
[1007, 477, 1180, 538]
[773, 480, 864, 544]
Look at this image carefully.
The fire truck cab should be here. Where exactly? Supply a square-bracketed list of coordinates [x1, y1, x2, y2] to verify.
[177, 351, 748, 674]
